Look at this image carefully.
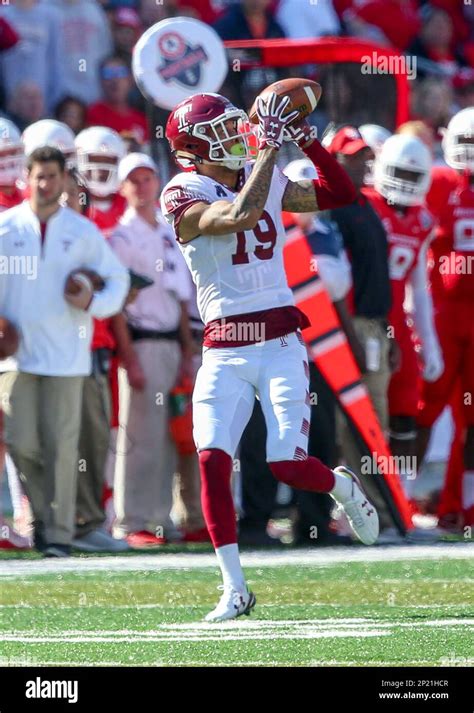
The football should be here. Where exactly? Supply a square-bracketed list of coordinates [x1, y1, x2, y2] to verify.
[0, 317, 19, 359]
[248, 78, 322, 125]
[64, 269, 105, 296]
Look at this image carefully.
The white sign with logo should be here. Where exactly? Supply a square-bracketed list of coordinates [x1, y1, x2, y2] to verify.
[132, 17, 228, 110]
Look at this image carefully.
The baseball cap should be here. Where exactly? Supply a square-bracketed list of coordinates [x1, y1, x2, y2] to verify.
[324, 126, 370, 156]
[118, 152, 158, 182]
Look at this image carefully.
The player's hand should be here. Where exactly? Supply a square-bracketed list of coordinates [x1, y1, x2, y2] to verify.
[283, 117, 314, 148]
[256, 92, 299, 151]
[422, 349, 444, 382]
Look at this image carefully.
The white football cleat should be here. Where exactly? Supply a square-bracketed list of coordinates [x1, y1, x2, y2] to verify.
[205, 585, 256, 623]
[333, 466, 379, 545]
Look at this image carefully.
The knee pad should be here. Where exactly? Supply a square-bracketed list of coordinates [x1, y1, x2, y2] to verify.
[389, 415, 417, 441]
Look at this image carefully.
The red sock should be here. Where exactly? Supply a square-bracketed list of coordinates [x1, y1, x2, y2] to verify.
[198, 448, 237, 548]
[269, 457, 335, 492]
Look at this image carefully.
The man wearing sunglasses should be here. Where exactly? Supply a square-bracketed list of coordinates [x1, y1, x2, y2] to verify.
[86, 55, 149, 146]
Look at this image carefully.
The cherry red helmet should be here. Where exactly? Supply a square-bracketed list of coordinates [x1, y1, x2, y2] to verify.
[166, 93, 252, 171]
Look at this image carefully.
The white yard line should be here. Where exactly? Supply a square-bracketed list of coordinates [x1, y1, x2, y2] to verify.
[2, 659, 447, 667]
[1, 602, 471, 609]
[0, 543, 472, 577]
[3, 618, 472, 638]
[0, 631, 391, 643]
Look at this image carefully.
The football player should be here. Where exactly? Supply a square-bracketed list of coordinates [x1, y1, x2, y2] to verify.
[161, 91, 379, 622]
[75, 126, 127, 237]
[22, 119, 77, 169]
[417, 108, 474, 527]
[365, 135, 443, 480]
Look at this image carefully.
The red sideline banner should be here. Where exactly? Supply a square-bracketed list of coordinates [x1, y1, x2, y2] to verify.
[283, 220, 413, 531]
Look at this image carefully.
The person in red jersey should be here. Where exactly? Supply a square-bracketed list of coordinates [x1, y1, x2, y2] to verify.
[0, 117, 31, 550]
[417, 108, 474, 528]
[86, 56, 149, 146]
[161, 91, 378, 622]
[365, 134, 443, 485]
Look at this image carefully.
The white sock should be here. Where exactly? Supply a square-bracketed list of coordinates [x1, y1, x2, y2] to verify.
[215, 543, 246, 592]
[462, 471, 474, 510]
[330, 469, 354, 503]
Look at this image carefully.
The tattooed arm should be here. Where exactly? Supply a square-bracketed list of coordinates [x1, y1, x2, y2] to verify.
[282, 179, 319, 213]
[178, 148, 277, 243]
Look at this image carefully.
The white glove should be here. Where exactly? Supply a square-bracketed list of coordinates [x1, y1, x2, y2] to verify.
[422, 347, 444, 382]
[256, 92, 299, 151]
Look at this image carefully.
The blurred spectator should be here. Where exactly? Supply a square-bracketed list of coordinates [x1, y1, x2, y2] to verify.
[86, 56, 149, 145]
[214, 0, 286, 111]
[0, 18, 19, 53]
[139, 0, 177, 28]
[0, 0, 63, 113]
[102, 0, 139, 6]
[408, 6, 463, 79]
[111, 8, 143, 66]
[213, 0, 285, 40]
[411, 77, 454, 135]
[452, 69, 474, 112]
[176, 0, 226, 23]
[276, 0, 340, 39]
[341, 0, 420, 50]
[7, 82, 45, 132]
[45, 0, 113, 106]
[54, 96, 87, 136]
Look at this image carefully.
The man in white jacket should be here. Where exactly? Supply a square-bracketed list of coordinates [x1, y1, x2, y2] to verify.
[0, 146, 129, 557]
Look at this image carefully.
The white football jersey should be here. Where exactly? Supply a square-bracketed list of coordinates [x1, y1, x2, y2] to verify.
[160, 162, 295, 324]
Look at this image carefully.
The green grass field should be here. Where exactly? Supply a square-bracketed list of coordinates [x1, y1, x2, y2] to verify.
[1, 547, 473, 667]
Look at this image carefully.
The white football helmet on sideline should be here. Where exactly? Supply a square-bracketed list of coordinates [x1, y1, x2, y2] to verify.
[75, 127, 126, 197]
[359, 124, 392, 154]
[0, 118, 24, 186]
[442, 107, 474, 172]
[374, 134, 432, 206]
[22, 119, 76, 166]
[359, 124, 392, 185]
